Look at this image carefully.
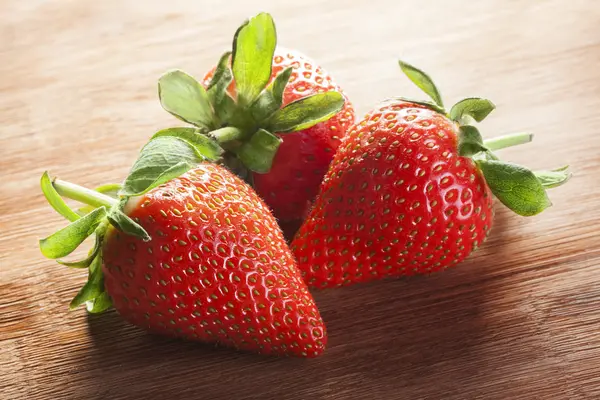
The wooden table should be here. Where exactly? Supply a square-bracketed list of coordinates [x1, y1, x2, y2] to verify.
[2, 1, 599, 399]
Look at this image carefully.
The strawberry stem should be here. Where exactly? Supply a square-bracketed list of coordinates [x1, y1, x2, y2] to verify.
[484, 132, 533, 151]
[53, 179, 118, 208]
[211, 127, 244, 144]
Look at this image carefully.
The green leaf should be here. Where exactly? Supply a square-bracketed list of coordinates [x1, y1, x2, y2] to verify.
[151, 127, 223, 162]
[449, 98, 496, 123]
[40, 207, 107, 259]
[57, 234, 102, 268]
[232, 12, 277, 106]
[120, 136, 202, 196]
[398, 60, 444, 108]
[235, 129, 282, 173]
[251, 66, 293, 121]
[206, 51, 232, 90]
[107, 207, 151, 241]
[124, 161, 192, 197]
[476, 159, 552, 216]
[535, 165, 572, 188]
[158, 70, 215, 130]
[472, 150, 499, 162]
[207, 51, 233, 107]
[69, 254, 105, 309]
[86, 291, 112, 313]
[214, 93, 238, 123]
[41, 171, 80, 222]
[458, 125, 488, 157]
[266, 92, 345, 133]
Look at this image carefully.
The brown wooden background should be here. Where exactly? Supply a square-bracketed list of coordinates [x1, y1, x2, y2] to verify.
[1, 1, 599, 399]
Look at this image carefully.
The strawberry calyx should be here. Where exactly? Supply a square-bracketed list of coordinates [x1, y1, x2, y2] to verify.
[39, 131, 224, 312]
[397, 60, 571, 216]
[156, 12, 345, 179]
[40, 172, 119, 313]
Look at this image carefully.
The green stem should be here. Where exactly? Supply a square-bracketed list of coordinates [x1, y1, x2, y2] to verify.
[484, 132, 533, 151]
[210, 127, 244, 145]
[53, 179, 118, 208]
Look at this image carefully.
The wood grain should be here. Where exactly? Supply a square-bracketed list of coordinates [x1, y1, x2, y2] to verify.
[1, 1, 599, 399]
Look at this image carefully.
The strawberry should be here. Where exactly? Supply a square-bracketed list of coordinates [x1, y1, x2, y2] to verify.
[39, 132, 327, 357]
[153, 13, 351, 240]
[202, 48, 355, 228]
[292, 61, 570, 288]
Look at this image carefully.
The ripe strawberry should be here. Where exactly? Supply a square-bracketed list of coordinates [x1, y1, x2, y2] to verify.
[39, 135, 327, 357]
[203, 48, 355, 227]
[153, 13, 351, 242]
[292, 61, 570, 288]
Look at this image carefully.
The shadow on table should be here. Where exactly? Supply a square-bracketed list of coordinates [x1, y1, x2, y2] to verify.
[77, 210, 530, 400]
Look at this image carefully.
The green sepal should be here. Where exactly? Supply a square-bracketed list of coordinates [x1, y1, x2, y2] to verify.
[57, 234, 102, 268]
[472, 150, 499, 162]
[535, 165, 572, 188]
[476, 159, 552, 216]
[86, 291, 112, 313]
[151, 127, 223, 162]
[41, 171, 80, 222]
[69, 253, 105, 310]
[393, 97, 446, 115]
[251, 66, 293, 122]
[107, 203, 151, 242]
[398, 60, 444, 107]
[39, 207, 107, 259]
[214, 93, 238, 125]
[120, 136, 201, 196]
[206, 51, 232, 91]
[450, 98, 496, 123]
[158, 70, 215, 130]
[235, 129, 282, 173]
[123, 160, 192, 197]
[207, 51, 233, 106]
[231, 12, 277, 106]
[266, 92, 345, 133]
[458, 125, 489, 157]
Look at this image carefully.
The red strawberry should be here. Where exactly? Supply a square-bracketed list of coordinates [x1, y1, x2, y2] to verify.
[39, 135, 327, 357]
[292, 61, 570, 288]
[203, 48, 355, 227]
[153, 13, 351, 242]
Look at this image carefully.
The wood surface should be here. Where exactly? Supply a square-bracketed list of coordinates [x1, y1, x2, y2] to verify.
[1, 1, 599, 399]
